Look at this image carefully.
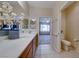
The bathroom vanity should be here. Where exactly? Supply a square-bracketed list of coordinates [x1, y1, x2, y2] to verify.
[0, 32, 38, 58]
[19, 33, 38, 58]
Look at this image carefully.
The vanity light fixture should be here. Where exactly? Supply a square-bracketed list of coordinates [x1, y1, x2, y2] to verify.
[31, 18, 36, 22]
[19, 13, 25, 20]
[11, 12, 16, 17]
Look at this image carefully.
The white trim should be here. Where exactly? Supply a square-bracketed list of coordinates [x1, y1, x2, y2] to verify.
[60, 1, 75, 11]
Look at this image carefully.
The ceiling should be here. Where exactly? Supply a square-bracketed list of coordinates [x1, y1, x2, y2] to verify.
[0, 1, 68, 9]
[0, 1, 19, 6]
[27, 1, 57, 8]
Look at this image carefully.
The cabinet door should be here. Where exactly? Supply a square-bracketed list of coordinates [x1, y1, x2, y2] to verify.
[33, 38, 36, 57]
[26, 42, 33, 58]
[19, 34, 38, 58]
[26, 47, 33, 58]
[19, 42, 33, 58]
[36, 34, 38, 47]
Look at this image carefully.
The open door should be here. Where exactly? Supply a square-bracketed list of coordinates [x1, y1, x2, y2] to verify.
[39, 17, 50, 35]
[39, 17, 51, 44]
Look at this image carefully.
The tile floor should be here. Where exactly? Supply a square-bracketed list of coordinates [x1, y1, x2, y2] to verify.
[35, 44, 79, 58]
[39, 35, 51, 44]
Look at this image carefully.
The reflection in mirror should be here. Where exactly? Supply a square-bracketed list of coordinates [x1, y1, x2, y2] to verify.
[0, 19, 4, 30]
[30, 18, 36, 29]
[22, 19, 28, 29]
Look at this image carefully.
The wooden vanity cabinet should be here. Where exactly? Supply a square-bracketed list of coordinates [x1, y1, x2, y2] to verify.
[36, 34, 38, 47]
[33, 36, 37, 57]
[19, 41, 33, 58]
[26, 42, 33, 58]
[19, 34, 38, 58]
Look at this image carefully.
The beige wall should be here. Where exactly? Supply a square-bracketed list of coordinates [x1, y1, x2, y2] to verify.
[52, 1, 69, 52]
[29, 7, 53, 31]
[64, 2, 79, 45]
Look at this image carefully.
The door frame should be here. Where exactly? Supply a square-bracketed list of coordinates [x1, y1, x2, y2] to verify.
[38, 16, 52, 44]
[39, 16, 51, 35]
[39, 17, 51, 35]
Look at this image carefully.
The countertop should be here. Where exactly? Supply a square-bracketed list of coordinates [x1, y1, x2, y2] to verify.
[0, 31, 37, 58]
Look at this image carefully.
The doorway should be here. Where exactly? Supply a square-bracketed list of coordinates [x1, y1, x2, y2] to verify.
[39, 17, 51, 44]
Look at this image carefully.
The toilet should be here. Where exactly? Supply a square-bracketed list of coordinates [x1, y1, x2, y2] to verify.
[61, 39, 72, 51]
[74, 39, 79, 52]
[61, 31, 72, 51]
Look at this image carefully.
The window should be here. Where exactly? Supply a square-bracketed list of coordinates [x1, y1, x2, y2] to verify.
[40, 24, 50, 32]
[39, 17, 51, 35]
